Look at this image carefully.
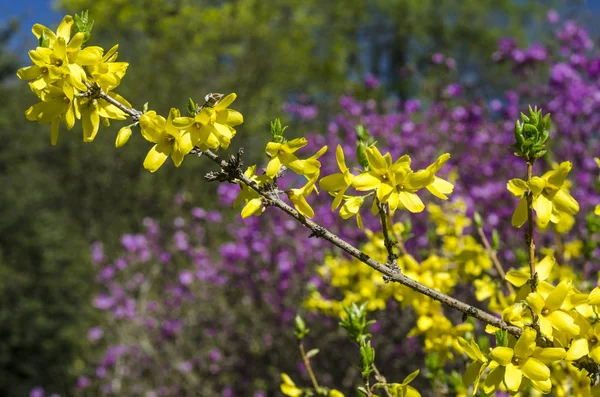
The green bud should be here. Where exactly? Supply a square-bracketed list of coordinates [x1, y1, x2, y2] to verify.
[294, 314, 309, 340]
[115, 126, 132, 148]
[511, 106, 551, 163]
[74, 10, 94, 43]
[142, 102, 149, 113]
[355, 124, 369, 141]
[495, 329, 508, 347]
[359, 340, 375, 377]
[38, 31, 50, 48]
[492, 229, 500, 251]
[270, 118, 287, 143]
[473, 212, 482, 229]
[339, 302, 375, 343]
[356, 142, 369, 170]
[306, 348, 320, 358]
[187, 98, 197, 115]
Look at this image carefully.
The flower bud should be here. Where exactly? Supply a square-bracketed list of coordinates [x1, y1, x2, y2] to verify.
[115, 126, 132, 148]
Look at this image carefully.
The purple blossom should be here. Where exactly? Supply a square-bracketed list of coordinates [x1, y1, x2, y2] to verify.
[30, 387, 45, 397]
[87, 326, 104, 342]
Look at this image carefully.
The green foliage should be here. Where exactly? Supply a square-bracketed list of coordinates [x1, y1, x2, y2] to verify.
[339, 302, 375, 344]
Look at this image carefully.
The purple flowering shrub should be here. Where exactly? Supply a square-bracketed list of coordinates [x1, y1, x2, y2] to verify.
[33, 12, 600, 397]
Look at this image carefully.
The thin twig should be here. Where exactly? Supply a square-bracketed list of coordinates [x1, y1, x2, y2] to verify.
[298, 341, 320, 390]
[526, 162, 538, 292]
[95, 89, 524, 338]
[476, 225, 515, 295]
[371, 363, 392, 397]
[377, 202, 400, 274]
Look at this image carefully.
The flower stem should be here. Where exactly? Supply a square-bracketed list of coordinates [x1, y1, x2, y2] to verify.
[526, 162, 538, 293]
[476, 223, 515, 295]
[298, 341, 320, 390]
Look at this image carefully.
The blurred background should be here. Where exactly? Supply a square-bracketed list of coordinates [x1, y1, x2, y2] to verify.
[2, 0, 600, 396]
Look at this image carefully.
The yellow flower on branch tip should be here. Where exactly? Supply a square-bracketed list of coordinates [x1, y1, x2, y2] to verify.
[288, 177, 318, 218]
[508, 161, 579, 228]
[173, 93, 243, 151]
[141, 108, 194, 172]
[280, 373, 302, 397]
[115, 126, 132, 148]
[25, 83, 77, 145]
[265, 137, 308, 177]
[320, 145, 355, 210]
[31, 15, 74, 47]
[484, 327, 565, 394]
[526, 280, 580, 340]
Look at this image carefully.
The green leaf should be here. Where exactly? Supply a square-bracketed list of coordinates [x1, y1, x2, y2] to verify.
[295, 314, 309, 340]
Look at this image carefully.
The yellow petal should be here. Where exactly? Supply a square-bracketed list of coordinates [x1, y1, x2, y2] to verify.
[545, 280, 571, 311]
[507, 179, 528, 197]
[214, 93, 236, 110]
[505, 269, 530, 287]
[512, 198, 528, 228]
[426, 177, 453, 199]
[16, 65, 42, 80]
[335, 145, 348, 173]
[426, 153, 450, 173]
[519, 357, 549, 382]
[526, 293, 545, 315]
[290, 194, 314, 218]
[546, 311, 579, 335]
[552, 189, 579, 216]
[75, 46, 104, 66]
[353, 172, 381, 191]
[544, 161, 572, 189]
[376, 181, 394, 202]
[320, 173, 347, 192]
[504, 363, 522, 391]
[82, 105, 100, 142]
[241, 198, 262, 218]
[533, 195, 552, 226]
[282, 137, 307, 153]
[365, 146, 388, 172]
[404, 169, 434, 190]
[490, 347, 514, 366]
[266, 156, 282, 178]
[589, 286, 600, 305]
[528, 177, 546, 196]
[532, 347, 565, 364]
[565, 338, 588, 361]
[513, 327, 537, 358]
[536, 255, 555, 281]
[398, 191, 425, 213]
[56, 15, 74, 41]
[50, 118, 59, 146]
[143, 142, 172, 172]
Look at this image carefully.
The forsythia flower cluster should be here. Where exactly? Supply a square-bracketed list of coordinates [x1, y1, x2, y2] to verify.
[18, 14, 130, 145]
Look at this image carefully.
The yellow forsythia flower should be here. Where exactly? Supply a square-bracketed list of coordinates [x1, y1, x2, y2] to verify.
[507, 161, 579, 228]
[140, 108, 194, 172]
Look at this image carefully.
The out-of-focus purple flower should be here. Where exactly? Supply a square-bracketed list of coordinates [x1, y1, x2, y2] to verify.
[445, 58, 456, 69]
[526, 44, 547, 62]
[217, 184, 239, 206]
[173, 217, 185, 228]
[253, 392, 266, 397]
[91, 242, 105, 264]
[550, 63, 580, 85]
[99, 266, 115, 282]
[445, 83, 462, 97]
[490, 99, 503, 111]
[283, 103, 319, 120]
[114, 257, 128, 270]
[93, 294, 114, 310]
[364, 73, 380, 89]
[209, 348, 222, 362]
[179, 271, 194, 286]
[207, 211, 222, 223]
[191, 207, 206, 219]
[222, 387, 234, 397]
[96, 366, 107, 378]
[179, 361, 193, 373]
[174, 231, 189, 251]
[404, 99, 421, 113]
[431, 53, 444, 64]
[75, 376, 91, 390]
[87, 327, 104, 342]
[547, 9, 559, 24]
[30, 387, 45, 397]
[161, 319, 183, 338]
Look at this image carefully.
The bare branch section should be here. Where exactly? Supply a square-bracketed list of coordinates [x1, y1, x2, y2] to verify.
[96, 89, 523, 338]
